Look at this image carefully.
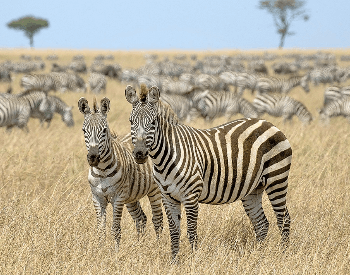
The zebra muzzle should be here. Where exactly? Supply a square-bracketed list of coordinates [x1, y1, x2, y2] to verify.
[87, 146, 100, 167]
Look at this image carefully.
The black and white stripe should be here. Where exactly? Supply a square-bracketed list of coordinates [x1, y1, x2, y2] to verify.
[89, 73, 107, 94]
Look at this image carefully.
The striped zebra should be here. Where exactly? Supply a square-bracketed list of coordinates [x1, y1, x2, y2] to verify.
[39, 95, 74, 127]
[89, 73, 107, 94]
[125, 85, 292, 260]
[253, 93, 313, 124]
[21, 74, 59, 93]
[0, 90, 49, 132]
[319, 97, 350, 124]
[255, 75, 310, 94]
[194, 90, 259, 122]
[78, 97, 163, 251]
[309, 66, 339, 86]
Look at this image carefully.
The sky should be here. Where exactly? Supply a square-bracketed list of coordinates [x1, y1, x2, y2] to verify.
[1, 0, 349, 50]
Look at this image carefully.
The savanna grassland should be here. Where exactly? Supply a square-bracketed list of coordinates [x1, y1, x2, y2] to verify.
[0, 49, 349, 274]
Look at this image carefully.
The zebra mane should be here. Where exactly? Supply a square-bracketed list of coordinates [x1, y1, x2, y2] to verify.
[157, 99, 179, 125]
[140, 84, 148, 102]
[92, 97, 98, 113]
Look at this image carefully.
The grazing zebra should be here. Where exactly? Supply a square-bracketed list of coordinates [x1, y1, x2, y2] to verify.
[160, 92, 198, 123]
[253, 93, 313, 124]
[0, 90, 49, 132]
[194, 74, 229, 91]
[194, 90, 258, 121]
[255, 75, 310, 94]
[39, 95, 74, 127]
[78, 97, 163, 251]
[319, 97, 350, 123]
[322, 86, 350, 108]
[309, 67, 339, 86]
[89, 73, 107, 94]
[125, 85, 292, 260]
[21, 74, 58, 93]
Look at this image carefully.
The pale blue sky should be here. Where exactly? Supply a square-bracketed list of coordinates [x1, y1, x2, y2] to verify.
[1, 0, 349, 50]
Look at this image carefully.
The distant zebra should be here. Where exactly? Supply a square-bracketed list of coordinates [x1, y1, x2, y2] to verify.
[38, 95, 74, 127]
[319, 97, 350, 124]
[194, 90, 258, 121]
[194, 74, 229, 91]
[160, 92, 198, 123]
[21, 74, 58, 93]
[309, 67, 339, 86]
[323, 86, 350, 107]
[255, 75, 310, 94]
[126, 86, 292, 260]
[78, 97, 163, 251]
[0, 90, 49, 131]
[253, 93, 312, 124]
[89, 73, 107, 94]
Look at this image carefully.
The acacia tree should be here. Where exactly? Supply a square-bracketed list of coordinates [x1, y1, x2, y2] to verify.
[7, 16, 49, 48]
[259, 0, 309, 49]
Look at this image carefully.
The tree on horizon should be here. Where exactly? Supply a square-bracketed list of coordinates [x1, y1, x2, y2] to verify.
[7, 16, 49, 48]
[259, 0, 309, 49]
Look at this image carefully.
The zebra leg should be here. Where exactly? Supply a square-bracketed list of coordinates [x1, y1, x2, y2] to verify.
[241, 191, 269, 242]
[265, 178, 290, 245]
[147, 186, 164, 239]
[162, 196, 182, 261]
[92, 194, 108, 246]
[125, 201, 147, 236]
[183, 196, 199, 252]
[110, 199, 124, 252]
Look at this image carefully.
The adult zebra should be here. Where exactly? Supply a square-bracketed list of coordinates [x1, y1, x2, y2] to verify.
[319, 97, 350, 124]
[89, 73, 107, 94]
[125, 85, 292, 260]
[255, 75, 310, 94]
[38, 95, 74, 127]
[253, 93, 313, 124]
[78, 97, 163, 251]
[0, 90, 49, 132]
[194, 90, 259, 122]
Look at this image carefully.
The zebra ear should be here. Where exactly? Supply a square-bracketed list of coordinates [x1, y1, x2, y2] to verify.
[125, 85, 139, 105]
[100, 97, 110, 116]
[148, 86, 160, 104]
[78, 98, 90, 115]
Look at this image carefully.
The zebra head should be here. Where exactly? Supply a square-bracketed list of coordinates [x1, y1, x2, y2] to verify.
[125, 85, 159, 164]
[63, 106, 74, 127]
[78, 97, 110, 167]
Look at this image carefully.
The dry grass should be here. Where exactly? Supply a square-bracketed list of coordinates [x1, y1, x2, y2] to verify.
[0, 49, 350, 274]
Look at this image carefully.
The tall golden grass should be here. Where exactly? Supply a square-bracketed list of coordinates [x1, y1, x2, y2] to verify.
[0, 49, 349, 274]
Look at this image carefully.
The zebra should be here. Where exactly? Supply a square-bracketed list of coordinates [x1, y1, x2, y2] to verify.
[319, 97, 350, 124]
[308, 66, 339, 86]
[194, 90, 259, 122]
[50, 72, 87, 93]
[89, 73, 107, 94]
[253, 93, 313, 124]
[37, 95, 74, 127]
[255, 75, 310, 94]
[78, 97, 163, 252]
[21, 74, 59, 93]
[159, 92, 198, 123]
[125, 85, 292, 260]
[0, 90, 49, 132]
[194, 74, 229, 91]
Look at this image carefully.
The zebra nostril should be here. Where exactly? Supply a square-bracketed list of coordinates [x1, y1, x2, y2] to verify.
[135, 151, 143, 159]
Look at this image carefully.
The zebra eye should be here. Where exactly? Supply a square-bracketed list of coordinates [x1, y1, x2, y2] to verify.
[103, 128, 107, 133]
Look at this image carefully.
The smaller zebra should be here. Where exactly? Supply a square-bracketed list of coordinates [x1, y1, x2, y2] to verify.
[0, 90, 49, 132]
[78, 97, 163, 251]
[255, 75, 310, 94]
[35, 95, 74, 127]
[89, 73, 107, 94]
[194, 90, 258, 122]
[319, 97, 350, 124]
[253, 93, 313, 124]
[21, 74, 58, 93]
